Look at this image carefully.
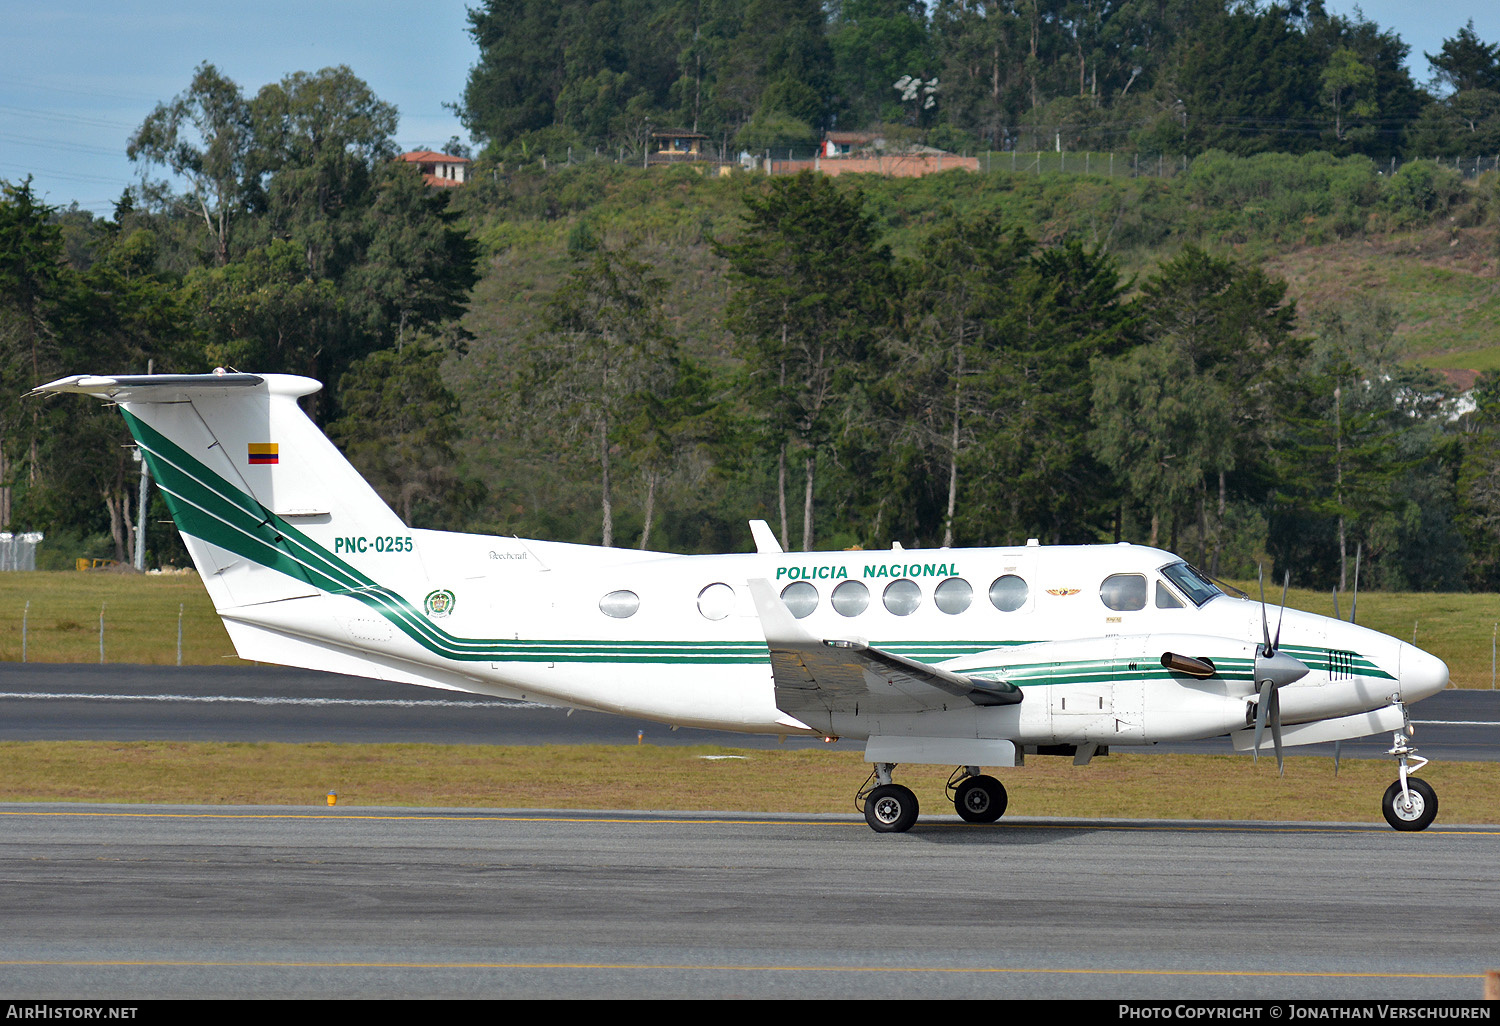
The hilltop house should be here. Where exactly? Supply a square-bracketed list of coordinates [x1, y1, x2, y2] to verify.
[397, 150, 470, 187]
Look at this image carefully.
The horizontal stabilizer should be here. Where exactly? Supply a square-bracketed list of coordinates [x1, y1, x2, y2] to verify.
[30, 372, 285, 403]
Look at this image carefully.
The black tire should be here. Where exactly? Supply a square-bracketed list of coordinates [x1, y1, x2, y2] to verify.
[865, 784, 919, 833]
[1381, 777, 1438, 832]
[954, 775, 1007, 824]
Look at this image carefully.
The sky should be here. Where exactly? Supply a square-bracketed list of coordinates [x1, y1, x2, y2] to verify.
[3, 1, 475, 215]
[1, 1, 1498, 217]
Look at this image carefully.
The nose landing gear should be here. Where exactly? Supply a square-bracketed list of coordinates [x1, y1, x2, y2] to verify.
[1382, 698, 1438, 832]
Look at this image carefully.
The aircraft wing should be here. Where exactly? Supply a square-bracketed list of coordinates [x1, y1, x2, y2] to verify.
[746, 578, 1022, 719]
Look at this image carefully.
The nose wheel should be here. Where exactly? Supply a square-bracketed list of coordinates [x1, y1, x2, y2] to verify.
[1382, 777, 1437, 831]
[1383, 698, 1438, 832]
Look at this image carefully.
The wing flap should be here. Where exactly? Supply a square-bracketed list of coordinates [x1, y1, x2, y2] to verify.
[746, 578, 1022, 718]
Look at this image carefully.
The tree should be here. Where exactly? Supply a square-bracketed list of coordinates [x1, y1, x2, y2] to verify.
[1091, 340, 1234, 552]
[528, 243, 681, 547]
[964, 239, 1137, 546]
[716, 172, 892, 550]
[127, 63, 256, 265]
[327, 343, 481, 526]
[1426, 20, 1500, 94]
[878, 210, 1031, 547]
[1322, 47, 1378, 144]
[251, 66, 400, 279]
[348, 162, 480, 354]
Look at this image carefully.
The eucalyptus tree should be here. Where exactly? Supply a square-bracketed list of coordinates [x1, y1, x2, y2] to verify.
[127, 63, 257, 265]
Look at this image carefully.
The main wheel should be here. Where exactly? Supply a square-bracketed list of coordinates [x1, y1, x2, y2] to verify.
[865, 784, 919, 833]
[954, 775, 1007, 824]
[1381, 777, 1438, 832]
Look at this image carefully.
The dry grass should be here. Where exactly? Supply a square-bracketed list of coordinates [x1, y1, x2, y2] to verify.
[0, 571, 234, 665]
[1, 742, 1494, 825]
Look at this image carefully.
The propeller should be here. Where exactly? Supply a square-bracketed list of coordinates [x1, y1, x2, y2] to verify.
[1332, 542, 1361, 624]
[1253, 565, 1310, 774]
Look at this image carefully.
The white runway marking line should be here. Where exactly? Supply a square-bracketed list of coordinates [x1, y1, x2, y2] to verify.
[1412, 720, 1500, 726]
[0, 692, 545, 709]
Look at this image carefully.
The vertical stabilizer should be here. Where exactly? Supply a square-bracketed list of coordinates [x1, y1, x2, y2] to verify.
[31, 373, 406, 611]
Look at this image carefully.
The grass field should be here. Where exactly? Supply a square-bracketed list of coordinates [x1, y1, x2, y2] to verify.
[0, 570, 1496, 686]
[0, 741, 1493, 825]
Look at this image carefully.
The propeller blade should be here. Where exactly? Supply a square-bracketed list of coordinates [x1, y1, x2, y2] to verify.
[1274, 570, 1289, 651]
[1270, 686, 1284, 776]
[1253, 679, 1272, 763]
[1258, 565, 1272, 657]
[1332, 587, 1341, 621]
[1350, 543, 1361, 624]
[1333, 740, 1342, 777]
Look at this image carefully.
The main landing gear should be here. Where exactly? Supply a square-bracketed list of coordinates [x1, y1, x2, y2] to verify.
[1382, 700, 1438, 832]
[857, 764, 1009, 833]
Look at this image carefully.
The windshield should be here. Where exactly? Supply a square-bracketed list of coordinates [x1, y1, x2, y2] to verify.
[1159, 562, 1222, 608]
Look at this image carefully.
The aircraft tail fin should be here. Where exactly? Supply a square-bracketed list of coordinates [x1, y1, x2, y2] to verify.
[32, 373, 405, 611]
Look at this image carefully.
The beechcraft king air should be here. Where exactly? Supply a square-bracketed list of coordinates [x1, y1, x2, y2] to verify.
[33, 371, 1453, 832]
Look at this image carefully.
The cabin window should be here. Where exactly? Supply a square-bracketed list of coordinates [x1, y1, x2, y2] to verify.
[831, 580, 870, 617]
[934, 577, 972, 614]
[1155, 581, 1184, 608]
[780, 581, 818, 619]
[697, 582, 735, 620]
[988, 575, 1028, 612]
[1100, 574, 1146, 611]
[599, 590, 640, 618]
[883, 578, 921, 616]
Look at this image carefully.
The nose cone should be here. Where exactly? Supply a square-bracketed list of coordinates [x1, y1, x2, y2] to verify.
[1402, 645, 1449, 702]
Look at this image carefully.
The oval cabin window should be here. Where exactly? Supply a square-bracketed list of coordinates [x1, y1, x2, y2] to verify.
[934, 577, 972, 614]
[599, 590, 641, 618]
[779, 581, 818, 619]
[697, 583, 735, 620]
[830, 580, 870, 617]
[988, 575, 1028, 612]
[882, 578, 921, 616]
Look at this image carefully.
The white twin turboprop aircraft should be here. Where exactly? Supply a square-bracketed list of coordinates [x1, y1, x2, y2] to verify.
[35, 371, 1452, 833]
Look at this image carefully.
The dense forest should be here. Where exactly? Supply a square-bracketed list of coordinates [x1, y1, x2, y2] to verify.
[5, 2, 1500, 598]
[460, 0, 1500, 161]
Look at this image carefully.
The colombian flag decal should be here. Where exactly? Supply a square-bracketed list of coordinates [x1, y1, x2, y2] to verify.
[248, 442, 279, 465]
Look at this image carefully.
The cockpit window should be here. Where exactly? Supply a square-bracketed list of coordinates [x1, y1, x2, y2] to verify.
[1159, 562, 1222, 607]
[1155, 581, 1184, 608]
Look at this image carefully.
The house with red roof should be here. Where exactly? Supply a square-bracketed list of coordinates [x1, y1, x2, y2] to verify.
[396, 150, 470, 187]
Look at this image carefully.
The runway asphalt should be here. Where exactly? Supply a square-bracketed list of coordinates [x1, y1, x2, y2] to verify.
[1, 803, 1495, 1000]
[1, 665, 1496, 1000]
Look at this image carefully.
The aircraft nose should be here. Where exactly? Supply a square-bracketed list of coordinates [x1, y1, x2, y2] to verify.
[1401, 645, 1449, 701]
